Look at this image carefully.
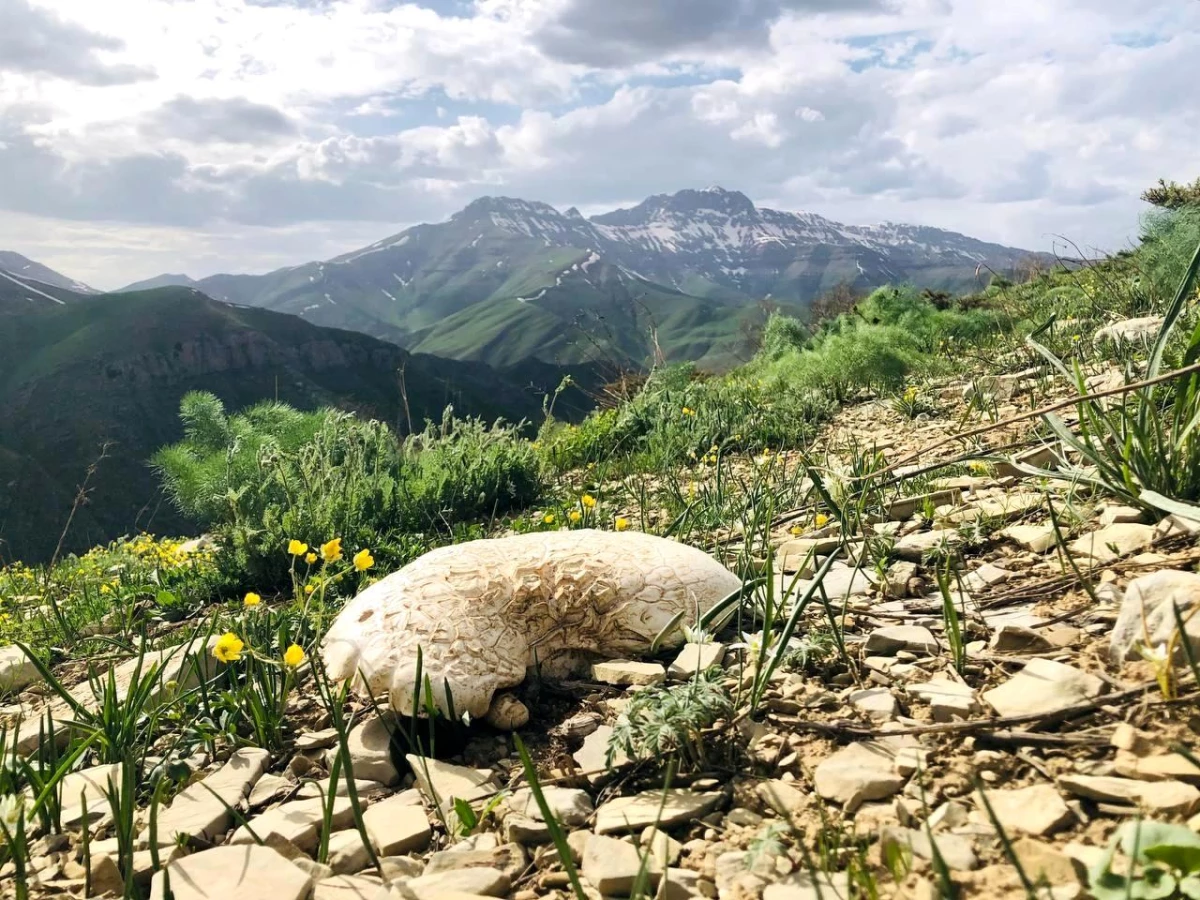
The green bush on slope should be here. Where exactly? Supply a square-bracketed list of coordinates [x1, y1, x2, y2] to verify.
[154, 391, 545, 589]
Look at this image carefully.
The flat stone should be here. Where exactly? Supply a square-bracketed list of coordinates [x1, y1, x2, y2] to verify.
[0, 645, 40, 694]
[990, 624, 1056, 654]
[815, 566, 876, 598]
[591, 660, 665, 686]
[312, 875, 383, 900]
[756, 779, 807, 816]
[424, 843, 526, 884]
[148, 844, 312, 900]
[326, 829, 373, 875]
[572, 725, 629, 785]
[1100, 505, 1145, 526]
[594, 789, 722, 834]
[1111, 570, 1200, 664]
[144, 748, 270, 847]
[1095, 316, 1163, 345]
[909, 677, 979, 725]
[1059, 774, 1200, 816]
[849, 687, 898, 721]
[248, 774, 291, 808]
[1125, 753, 1200, 784]
[230, 796, 355, 851]
[813, 743, 906, 812]
[54, 764, 122, 826]
[893, 530, 963, 562]
[1001, 524, 1057, 553]
[865, 625, 939, 656]
[667, 643, 726, 681]
[641, 826, 683, 866]
[583, 833, 662, 895]
[404, 867, 510, 898]
[361, 793, 432, 855]
[333, 715, 399, 787]
[764, 872, 850, 900]
[506, 786, 592, 826]
[982, 658, 1105, 718]
[1010, 838, 1081, 886]
[978, 784, 1073, 836]
[903, 828, 978, 870]
[883, 561, 919, 599]
[406, 755, 499, 820]
[1068, 523, 1156, 564]
[946, 493, 1045, 525]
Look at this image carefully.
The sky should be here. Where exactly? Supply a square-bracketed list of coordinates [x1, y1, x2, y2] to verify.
[1, 0, 1197, 289]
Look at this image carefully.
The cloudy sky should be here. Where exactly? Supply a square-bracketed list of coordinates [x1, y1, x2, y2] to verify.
[2, 0, 1197, 289]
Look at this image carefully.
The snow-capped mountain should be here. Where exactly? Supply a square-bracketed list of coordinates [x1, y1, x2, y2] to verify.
[121, 188, 1047, 369]
[0, 252, 98, 309]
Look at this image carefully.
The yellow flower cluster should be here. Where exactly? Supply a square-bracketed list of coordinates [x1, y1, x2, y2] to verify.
[211, 631, 306, 669]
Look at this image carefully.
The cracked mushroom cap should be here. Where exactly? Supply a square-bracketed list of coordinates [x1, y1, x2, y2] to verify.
[321, 529, 742, 718]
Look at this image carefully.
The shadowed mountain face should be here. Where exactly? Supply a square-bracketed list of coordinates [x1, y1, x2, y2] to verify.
[0, 285, 589, 563]
[121, 188, 1046, 371]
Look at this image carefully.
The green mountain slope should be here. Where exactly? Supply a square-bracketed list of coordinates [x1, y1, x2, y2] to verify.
[0, 287, 582, 563]
[125, 190, 1047, 372]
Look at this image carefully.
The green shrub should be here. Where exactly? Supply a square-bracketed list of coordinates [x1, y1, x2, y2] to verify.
[154, 393, 545, 589]
[537, 366, 831, 472]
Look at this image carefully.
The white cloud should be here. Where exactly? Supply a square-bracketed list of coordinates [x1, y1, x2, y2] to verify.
[1, 0, 1198, 287]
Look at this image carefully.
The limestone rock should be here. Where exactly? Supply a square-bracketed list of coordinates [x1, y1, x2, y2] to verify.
[313, 875, 384, 900]
[1110, 570, 1200, 665]
[909, 677, 980, 722]
[990, 624, 1056, 654]
[667, 643, 726, 681]
[506, 786, 593, 826]
[404, 867, 510, 898]
[1059, 774, 1200, 816]
[583, 833, 662, 895]
[591, 659, 665, 686]
[893, 530, 963, 562]
[230, 796, 355, 851]
[0, 645, 39, 694]
[978, 784, 1073, 836]
[594, 789, 722, 834]
[865, 625, 939, 656]
[407, 755, 500, 820]
[982, 658, 1105, 718]
[330, 714, 400, 786]
[813, 743, 905, 812]
[321, 530, 742, 718]
[757, 779, 807, 816]
[1068, 523, 1155, 564]
[1001, 524, 1057, 553]
[144, 748, 270, 847]
[573, 725, 629, 785]
[1095, 316, 1164, 345]
[148, 845, 312, 900]
[849, 687, 898, 721]
[362, 793, 432, 855]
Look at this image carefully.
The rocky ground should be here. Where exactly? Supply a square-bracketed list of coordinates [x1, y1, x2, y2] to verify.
[3, 346, 1200, 900]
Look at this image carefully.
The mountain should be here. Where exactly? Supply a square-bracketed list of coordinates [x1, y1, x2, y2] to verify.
[0, 251, 97, 296]
[123, 188, 1047, 370]
[0, 286, 590, 563]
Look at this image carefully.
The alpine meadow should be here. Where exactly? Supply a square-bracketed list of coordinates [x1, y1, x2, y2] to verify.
[3, 2, 1200, 899]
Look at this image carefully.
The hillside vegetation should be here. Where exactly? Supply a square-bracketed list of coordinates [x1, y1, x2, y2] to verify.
[4, 190, 1200, 900]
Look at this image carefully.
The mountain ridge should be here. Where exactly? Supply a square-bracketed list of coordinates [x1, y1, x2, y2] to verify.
[113, 188, 1046, 371]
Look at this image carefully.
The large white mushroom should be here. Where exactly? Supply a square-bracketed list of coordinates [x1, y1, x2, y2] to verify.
[321, 530, 741, 726]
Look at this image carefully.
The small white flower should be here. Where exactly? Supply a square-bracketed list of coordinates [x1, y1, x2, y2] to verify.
[0, 794, 24, 838]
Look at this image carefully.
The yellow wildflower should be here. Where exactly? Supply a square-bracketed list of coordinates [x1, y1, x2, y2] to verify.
[543, 513, 556, 525]
[814, 513, 830, 528]
[212, 632, 244, 663]
[287, 539, 308, 557]
[283, 644, 306, 668]
[305, 552, 318, 565]
[243, 592, 262, 607]
[568, 510, 582, 524]
[581, 494, 596, 510]
[789, 525, 803, 536]
[304, 584, 315, 595]
[614, 517, 630, 532]
[353, 548, 374, 572]
[321, 537, 343, 563]
[682, 406, 696, 417]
